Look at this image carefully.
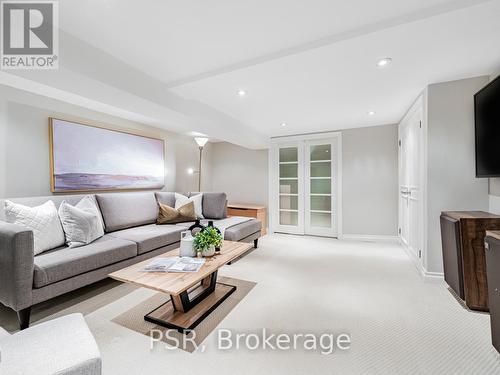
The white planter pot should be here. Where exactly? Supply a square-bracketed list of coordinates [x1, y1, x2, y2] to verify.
[203, 245, 216, 257]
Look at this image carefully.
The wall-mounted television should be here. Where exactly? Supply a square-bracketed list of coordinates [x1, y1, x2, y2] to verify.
[475, 75, 500, 178]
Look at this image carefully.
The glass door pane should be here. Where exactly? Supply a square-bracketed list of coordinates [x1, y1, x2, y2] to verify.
[278, 146, 299, 227]
[305, 140, 336, 237]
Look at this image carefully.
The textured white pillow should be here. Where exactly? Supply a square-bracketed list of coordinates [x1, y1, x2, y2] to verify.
[5, 200, 66, 255]
[175, 193, 203, 219]
[58, 196, 105, 248]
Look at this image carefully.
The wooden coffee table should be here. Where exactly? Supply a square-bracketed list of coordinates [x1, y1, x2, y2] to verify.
[109, 241, 253, 333]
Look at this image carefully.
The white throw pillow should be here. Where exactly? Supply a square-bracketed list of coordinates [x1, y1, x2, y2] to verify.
[5, 200, 66, 255]
[58, 196, 105, 248]
[175, 193, 203, 219]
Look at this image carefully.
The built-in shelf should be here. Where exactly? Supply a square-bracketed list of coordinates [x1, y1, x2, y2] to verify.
[280, 177, 298, 180]
[309, 176, 331, 180]
[279, 161, 299, 165]
[309, 193, 331, 196]
[309, 159, 331, 163]
[279, 209, 299, 212]
[309, 210, 332, 214]
[279, 193, 298, 196]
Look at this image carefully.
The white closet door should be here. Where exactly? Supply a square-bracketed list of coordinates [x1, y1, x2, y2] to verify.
[399, 105, 423, 266]
[305, 138, 338, 237]
[274, 143, 304, 234]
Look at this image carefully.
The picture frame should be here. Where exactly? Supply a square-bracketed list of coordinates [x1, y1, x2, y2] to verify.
[49, 117, 165, 193]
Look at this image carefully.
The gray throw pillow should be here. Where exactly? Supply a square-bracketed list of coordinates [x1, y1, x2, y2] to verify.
[200, 192, 227, 219]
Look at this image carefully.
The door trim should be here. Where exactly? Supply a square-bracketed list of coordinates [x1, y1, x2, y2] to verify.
[268, 132, 342, 238]
[398, 94, 426, 273]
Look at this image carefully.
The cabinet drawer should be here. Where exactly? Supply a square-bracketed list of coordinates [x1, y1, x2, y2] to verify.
[227, 208, 258, 218]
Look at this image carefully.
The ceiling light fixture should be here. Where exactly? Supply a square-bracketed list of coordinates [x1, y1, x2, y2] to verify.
[367, 111, 376, 116]
[377, 58, 392, 67]
[237, 89, 247, 97]
[281, 123, 287, 127]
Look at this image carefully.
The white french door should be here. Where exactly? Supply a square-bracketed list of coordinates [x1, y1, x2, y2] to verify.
[271, 135, 340, 238]
[305, 139, 338, 237]
[274, 142, 305, 234]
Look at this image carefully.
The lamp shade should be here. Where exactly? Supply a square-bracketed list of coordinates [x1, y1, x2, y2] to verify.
[194, 137, 209, 147]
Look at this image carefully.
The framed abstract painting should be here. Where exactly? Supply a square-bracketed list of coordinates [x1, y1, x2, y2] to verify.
[49, 118, 165, 192]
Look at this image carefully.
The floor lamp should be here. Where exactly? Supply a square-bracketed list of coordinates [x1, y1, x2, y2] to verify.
[194, 137, 208, 191]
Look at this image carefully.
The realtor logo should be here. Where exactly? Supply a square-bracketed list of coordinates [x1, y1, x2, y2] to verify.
[1, 0, 58, 69]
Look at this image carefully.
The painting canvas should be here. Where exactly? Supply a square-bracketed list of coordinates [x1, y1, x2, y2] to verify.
[50, 118, 165, 192]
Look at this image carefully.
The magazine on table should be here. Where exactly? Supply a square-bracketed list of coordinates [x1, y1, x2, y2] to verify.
[140, 257, 205, 273]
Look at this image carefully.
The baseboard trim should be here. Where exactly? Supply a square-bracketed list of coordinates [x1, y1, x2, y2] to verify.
[421, 268, 444, 280]
[399, 239, 444, 282]
[341, 234, 399, 242]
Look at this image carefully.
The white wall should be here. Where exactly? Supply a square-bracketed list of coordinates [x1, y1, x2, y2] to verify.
[488, 67, 500, 213]
[1, 84, 400, 239]
[209, 142, 268, 206]
[0, 85, 206, 198]
[425, 76, 490, 274]
[174, 139, 213, 193]
[342, 124, 399, 236]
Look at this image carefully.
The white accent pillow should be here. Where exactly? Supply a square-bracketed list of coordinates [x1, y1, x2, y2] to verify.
[5, 200, 66, 255]
[175, 193, 203, 219]
[58, 196, 105, 248]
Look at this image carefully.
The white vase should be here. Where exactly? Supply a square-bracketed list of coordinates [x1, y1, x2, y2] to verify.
[179, 231, 196, 257]
[203, 245, 216, 257]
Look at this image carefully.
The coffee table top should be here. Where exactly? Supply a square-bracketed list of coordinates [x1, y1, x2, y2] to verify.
[109, 241, 252, 295]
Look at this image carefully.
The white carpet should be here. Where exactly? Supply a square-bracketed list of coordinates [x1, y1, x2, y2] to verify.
[1, 234, 499, 374]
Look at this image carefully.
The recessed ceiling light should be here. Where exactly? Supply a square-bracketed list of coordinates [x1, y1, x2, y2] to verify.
[367, 111, 376, 116]
[281, 123, 287, 127]
[237, 89, 246, 96]
[377, 58, 392, 67]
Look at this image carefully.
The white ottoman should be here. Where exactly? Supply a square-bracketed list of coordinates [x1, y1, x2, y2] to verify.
[0, 313, 101, 375]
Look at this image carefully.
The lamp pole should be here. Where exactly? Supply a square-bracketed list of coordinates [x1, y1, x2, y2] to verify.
[193, 137, 208, 191]
[198, 145, 203, 191]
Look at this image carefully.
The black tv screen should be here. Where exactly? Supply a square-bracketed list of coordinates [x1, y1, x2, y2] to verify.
[475, 75, 500, 177]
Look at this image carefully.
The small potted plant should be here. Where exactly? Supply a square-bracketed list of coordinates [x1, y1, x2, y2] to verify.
[193, 227, 223, 257]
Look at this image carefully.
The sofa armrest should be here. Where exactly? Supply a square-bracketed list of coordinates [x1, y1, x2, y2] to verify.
[0, 221, 34, 311]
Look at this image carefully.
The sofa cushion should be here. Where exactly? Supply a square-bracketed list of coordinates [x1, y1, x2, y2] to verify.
[175, 193, 203, 218]
[107, 224, 184, 254]
[155, 192, 176, 208]
[224, 219, 261, 241]
[96, 192, 158, 232]
[58, 197, 104, 248]
[157, 202, 197, 224]
[189, 192, 227, 219]
[33, 235, 137, 288]
[5, 200, 66, 255]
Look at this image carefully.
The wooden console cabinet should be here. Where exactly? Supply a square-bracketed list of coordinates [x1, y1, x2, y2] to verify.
[227, 203, 267, 235]
[484, 231, 500, 353]
[440, 211, 500, 311]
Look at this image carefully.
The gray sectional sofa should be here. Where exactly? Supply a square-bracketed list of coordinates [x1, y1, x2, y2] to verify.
[0, 191, 262, 330]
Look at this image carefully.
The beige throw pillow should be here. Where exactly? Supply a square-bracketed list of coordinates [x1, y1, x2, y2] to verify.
[157, 201, 197, 224]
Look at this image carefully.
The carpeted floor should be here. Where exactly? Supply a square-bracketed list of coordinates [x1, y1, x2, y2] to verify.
[1, 234, 499, 374]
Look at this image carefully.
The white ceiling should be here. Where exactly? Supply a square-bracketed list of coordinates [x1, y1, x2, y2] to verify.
[9, 0, 500, 145]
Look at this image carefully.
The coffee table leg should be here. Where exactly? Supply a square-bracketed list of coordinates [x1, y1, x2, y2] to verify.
[144, 271, 237, 333]
[171, 271, 218, 313]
